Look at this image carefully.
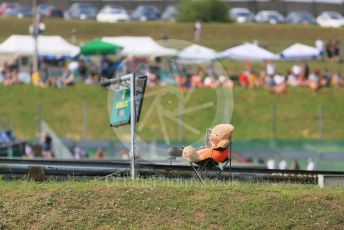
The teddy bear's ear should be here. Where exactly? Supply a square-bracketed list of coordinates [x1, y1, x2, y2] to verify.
[227, 124, 235, 133]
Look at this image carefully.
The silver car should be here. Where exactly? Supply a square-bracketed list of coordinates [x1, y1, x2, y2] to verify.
[229, 8, 255, 23]
[255, 10, 285, 24]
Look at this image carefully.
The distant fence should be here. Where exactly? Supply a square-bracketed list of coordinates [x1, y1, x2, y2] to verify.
[3, 0, 344, 15]
[58, 138, 344, 168]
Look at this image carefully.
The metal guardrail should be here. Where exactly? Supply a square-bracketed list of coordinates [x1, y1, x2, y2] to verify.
[0, 158, 343, 182]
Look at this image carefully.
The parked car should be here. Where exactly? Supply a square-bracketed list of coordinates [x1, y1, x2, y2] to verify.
[38, 3, 63, 18]
[0, 2, 20, 15]
[229, 8, 255, 23]
[2, 6, 32, 18]
[286, 11, 316, 25]
[161, 5, 177, 21]
[131, 5, 160, 21]
[316, 11, 344, 28]
[96, 5, 129, 22]
[64, 3, 97, 20]
[255, 10, 285, 24]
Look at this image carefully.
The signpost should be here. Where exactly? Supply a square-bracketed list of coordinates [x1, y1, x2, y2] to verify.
[101, 74, 147, 179]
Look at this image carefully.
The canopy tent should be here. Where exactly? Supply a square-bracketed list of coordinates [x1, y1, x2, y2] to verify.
[218, 43, 277, 61]
[278, 43, 321, 60]
[177, 44, 217, 64]
[80, 39, 122, 56]
[102, 36, 177, 57]
[0, 35, 79, 58]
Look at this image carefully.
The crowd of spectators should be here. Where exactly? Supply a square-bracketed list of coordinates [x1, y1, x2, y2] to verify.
[174, 66, 234, 92]
[0, 129, 16, 145]
[266, 157, 315, 171]
[239, 61, 344, 94]
[1, 51, 344, 93]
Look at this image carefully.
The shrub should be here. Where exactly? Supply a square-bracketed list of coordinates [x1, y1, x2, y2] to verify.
[177, 0, 229, 22]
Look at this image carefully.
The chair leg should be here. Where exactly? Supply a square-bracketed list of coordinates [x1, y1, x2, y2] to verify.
[190, 163, 203, 181]
[213, 167, 224, 181]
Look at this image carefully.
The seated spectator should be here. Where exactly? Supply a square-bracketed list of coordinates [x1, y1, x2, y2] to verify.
[257, 71, 266, 87]
[218, 75, 234, 89]
[248, 71, 259, 88]
[18, 71, 31, 84]
[279, 159, 287, 170]
[0, 130, 11, 144]
[147, 71, 160, 87]
[3, 70, 20, 86]
[191, 72, 203, 88]
[299, 62, 309, 86]
[307, 158, 315, 171]
[287, 71, 299, 87]
[203, 76, 219, 88]
[176, 74, 187, 92]
[291, 63, 302, 78]
[271, 73, 286, 94]
[68, 59, 79, 81]
[320, 69, 331, 88]
[24, 144, 34, 159]
[290, 159, 300, 170]
[308, 69, 320, 91]
[332, 72, 344, 87]
[266, 157, 275, 169]
[73, 145, 86, 159]
[57, 68, 75, 87]
[96, 148, 105, 159]
[78, 60, 88, 81]
[42, 134, 54, 158]
[85, 72, 100, 85]
[32, 71, 47, 88]
[266, 75, 275, 91]
[239, 70, 249, 88]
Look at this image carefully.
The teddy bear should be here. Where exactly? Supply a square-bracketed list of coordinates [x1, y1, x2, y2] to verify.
[182, 124, 234, 163]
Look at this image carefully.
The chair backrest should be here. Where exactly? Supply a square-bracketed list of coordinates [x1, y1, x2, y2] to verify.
[205, 128, 212, 148]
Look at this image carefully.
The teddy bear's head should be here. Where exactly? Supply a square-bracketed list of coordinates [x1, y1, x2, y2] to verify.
[209, 124, 234, 148]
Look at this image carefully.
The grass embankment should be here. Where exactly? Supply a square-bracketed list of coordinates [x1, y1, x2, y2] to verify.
[0, 180, 343, 229]
[1, 18, 344, 74]
[1, 84, 344, 141]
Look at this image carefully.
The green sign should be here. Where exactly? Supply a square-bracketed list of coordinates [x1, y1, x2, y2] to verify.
[110, 76, 147, 127]
[110, 87, 131, 127]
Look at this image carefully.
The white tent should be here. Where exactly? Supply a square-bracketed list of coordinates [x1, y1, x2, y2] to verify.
[218, 43, 277, 61]
[279, 43, 321, 60]
[0, 35, 79, 57]
[102, 36, 177, 57]
[177, 44, 217, 64]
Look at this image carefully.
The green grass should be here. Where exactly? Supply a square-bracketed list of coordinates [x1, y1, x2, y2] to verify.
[0, 179, 343, 229]
[0, 84, 344, 141]
[1, 18, 344, 75]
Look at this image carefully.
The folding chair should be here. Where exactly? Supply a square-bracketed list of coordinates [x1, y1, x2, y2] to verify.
[190, 128, 233, 182]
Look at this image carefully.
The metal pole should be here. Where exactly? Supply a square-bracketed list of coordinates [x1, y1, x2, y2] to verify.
[130, 74, 137, 179]
[83, 102, 88, 140]
[32, 0, 39, 74]
[178, 102, 183, 143]
[37, 104, 42, 135]
[318, 103, 323, 140]
[272, 104, 277, 140]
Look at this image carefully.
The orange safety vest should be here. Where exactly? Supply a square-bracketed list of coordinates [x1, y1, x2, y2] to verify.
[199, 147, 229, 163]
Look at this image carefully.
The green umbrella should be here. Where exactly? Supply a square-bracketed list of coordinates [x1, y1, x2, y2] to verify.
[80, 39, 122, 55]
